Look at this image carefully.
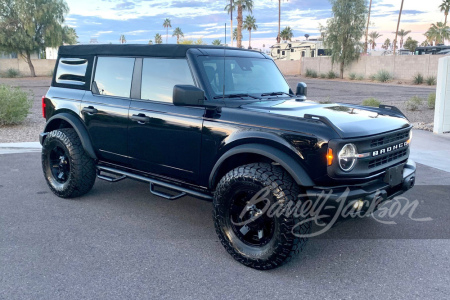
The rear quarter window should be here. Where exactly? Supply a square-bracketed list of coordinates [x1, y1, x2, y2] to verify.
[55, 58, 88, 85]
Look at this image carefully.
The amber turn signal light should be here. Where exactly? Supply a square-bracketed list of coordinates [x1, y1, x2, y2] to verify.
[327, 148, 333, 166]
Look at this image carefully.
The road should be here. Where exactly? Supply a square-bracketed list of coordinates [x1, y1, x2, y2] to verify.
[1, 152, 449, 299]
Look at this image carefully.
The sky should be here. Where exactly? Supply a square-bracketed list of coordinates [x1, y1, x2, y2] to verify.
[64, 0, 445, 50]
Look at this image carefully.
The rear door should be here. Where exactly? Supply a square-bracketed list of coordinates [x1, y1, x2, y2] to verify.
[81, 56, 136, 164]
[128, 57, 204, 184]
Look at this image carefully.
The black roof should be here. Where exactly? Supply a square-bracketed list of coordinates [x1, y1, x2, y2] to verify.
[58, 44, 258, 57]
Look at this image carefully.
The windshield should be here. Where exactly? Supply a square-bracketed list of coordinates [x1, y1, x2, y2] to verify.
[198, 56, 290, 98]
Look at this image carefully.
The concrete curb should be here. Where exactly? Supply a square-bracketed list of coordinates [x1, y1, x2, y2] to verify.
[0, 142, 41, 155]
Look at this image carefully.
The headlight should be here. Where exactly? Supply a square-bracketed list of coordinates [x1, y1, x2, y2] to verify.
[338, 143, 357, 172]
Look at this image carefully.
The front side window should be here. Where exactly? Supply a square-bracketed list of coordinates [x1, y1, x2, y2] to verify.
[198, 56, 290, 97]
[94, 57, 135, 98]
[141, 58, 194, 103]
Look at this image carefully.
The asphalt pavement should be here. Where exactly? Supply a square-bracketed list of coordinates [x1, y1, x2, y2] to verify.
[1, 149, 450, 299]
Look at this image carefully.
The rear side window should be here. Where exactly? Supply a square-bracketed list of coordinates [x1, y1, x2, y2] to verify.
[94, 57, 135, 98]
[141, 58, 194, 103]
[55, 58, 88, 85]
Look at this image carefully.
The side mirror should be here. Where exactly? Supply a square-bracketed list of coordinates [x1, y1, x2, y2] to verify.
[173, 85, 205, 107]
[296, 82, 307, 100]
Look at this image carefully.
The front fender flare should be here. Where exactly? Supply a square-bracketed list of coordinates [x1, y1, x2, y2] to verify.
[209, 143, 314, 188]
[41, 113, 97, 160]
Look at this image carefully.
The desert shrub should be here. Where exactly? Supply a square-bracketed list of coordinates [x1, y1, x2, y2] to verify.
[375, 70, 392, 82]
[428, 92, 436, 109]
[356, 74, 365, 80]
[320, 73, 327, 79]
[311, 70, 318, 78]
[369, 74, 376, 81]
[305, 69, 318, 78]
[426, 76, 436, 86]
[413, 73, 424, 85]
[349, 73, 357, 80]
[0, 84, 33, 125]
[405, 95, 423, 111]
[3, 68, 21, 78]
[327, 70, 337, 79]
[362, 98, 381, 107]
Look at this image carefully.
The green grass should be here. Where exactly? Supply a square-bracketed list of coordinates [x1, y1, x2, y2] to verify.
[428, 92, 436, 109]
[413, 73, 424, 85]
[405, 96, 423, 111]
[375, 70, 393, 83]
[362, 98, 381, 107]
[0, 84, 33, 125]
[426, 76, 436, 86]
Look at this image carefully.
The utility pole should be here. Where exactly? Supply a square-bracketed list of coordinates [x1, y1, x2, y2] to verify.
[364, 0, 372, 54]
[394, 0, 404, 55]
[230, 0, 233, 47]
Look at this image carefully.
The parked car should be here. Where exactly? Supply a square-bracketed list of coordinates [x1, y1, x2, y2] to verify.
[40, 44, 416, 270]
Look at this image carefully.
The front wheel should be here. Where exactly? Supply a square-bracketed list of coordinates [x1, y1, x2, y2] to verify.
[213, 163, 311, 270]
[42, 128, 96, 198]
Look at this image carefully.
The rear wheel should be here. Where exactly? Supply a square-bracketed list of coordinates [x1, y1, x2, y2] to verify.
[213, 163, 311, 270]
[42, 128, 96, 198]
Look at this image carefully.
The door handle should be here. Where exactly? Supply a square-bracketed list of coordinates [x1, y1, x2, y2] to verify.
[82, 106, 98, 115]
[131, 114, 151, 124]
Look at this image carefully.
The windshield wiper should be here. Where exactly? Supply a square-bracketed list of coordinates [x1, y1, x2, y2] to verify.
[260, 92, 293, 97]
[213, 93, 259, 100]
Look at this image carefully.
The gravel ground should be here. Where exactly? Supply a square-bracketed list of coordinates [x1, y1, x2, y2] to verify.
[0, 76, 438, 143]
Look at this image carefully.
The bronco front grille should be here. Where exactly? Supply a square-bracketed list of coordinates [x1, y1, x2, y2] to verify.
[370, 131, 409, 148]
[368, 148, 408, 169]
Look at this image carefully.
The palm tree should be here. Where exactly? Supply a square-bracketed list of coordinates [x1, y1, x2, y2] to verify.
[119, 34, 126, 44]
[304, 34, 310, 40]
[172, 27, 184, 44]
[163, 18, 171, 44]
[233, 28, 238, 41]
[280, 26, 293, 42]
[154, 33, 163, 44]
[243, 15, 257, 49]
[364, 0, 373, 54]
[426, 22, 450, 45]
[440, 0, 450, 24]
[225, 1, 235, 47]
[274, 0, 288, 43]
[368, 31, 382, 50]
[212, 39, 222, 46]
[234, 0, 253, 48]
[420, 39, 430, 47]
[395, 29, 411, 48]
[382, 38, 391, 50]
[393, 0, 404, 54]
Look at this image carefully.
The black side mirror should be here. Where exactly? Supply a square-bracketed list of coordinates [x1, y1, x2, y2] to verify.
[173, 85, 205, 107]
[296, 82, 307, 100]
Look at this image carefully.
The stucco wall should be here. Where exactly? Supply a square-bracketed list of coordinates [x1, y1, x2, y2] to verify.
[0, 58, 56, 77]
[275, 60, 301, 76]
[301, 55, 441, 81]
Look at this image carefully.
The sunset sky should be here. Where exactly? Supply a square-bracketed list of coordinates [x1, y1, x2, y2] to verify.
[64, 0, 445, 49]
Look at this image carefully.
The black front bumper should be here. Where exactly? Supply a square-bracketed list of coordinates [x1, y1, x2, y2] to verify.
[306, 159, 416, 209]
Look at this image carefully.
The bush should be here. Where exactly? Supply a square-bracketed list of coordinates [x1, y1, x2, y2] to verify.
[3, 68, 21, 78]
[356, 74, 365, 80]
[320, 73, 327, 79]
[413, 73, 424, 85]
[405, 96, 423, 111]
[311, 70, 318, 78]
[362, 98, 381, 107]
[327, 70, 337, 79]
[0, 84, 33, 125]
[375, 70, 392, 82]
[305, 69, 318, 78]
[369, 74, 376, 81]
[349, 73, 357, 80]
[428, 92, 436, 109]
[426, 76, 436, 86]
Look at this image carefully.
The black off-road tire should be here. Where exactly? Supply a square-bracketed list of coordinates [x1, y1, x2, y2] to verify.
[213, 163, 311, 270]
[42, 128, 96, 198]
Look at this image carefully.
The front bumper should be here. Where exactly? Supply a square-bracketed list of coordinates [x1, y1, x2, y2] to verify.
[306, 159, 416, 210]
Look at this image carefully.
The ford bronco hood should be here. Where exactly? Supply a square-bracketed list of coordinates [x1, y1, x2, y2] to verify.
[242, 100, 410, 138]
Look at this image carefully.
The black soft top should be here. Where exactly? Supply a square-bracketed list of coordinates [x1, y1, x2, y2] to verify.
[58, 44, 260, 58]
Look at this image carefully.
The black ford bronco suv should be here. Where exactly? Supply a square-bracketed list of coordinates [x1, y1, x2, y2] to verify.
[40, 44, 416, 270]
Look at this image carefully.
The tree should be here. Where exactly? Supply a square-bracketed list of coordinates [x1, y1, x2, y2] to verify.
[325, 0, 366, 79]
[364, 0, 372, 54]
[154, 33, 163, 44]
[179, 38, 206, 45]
[439, 0, 450, 24]
[119, 34, 126, 44]
[304, 34, 310, 40]
[148, 40, 153, 45]
[420, 39, 429, 47]
[368, 31, 382, 50]
[426, 22, 450, 45]
[212, 39, 222, 46]
[274, 0, 288, 43]
[233, 28, 238, 41]
[243, 15, 257, 49]
[382, 38, 391, 50]
[224, 0, 235, 47]
[392, 29, 411, 49]
[280, 26, 293, 42]
[163, 18, 171, 44]
[234, 0, 253, 48]
[403, 36, 418, 52]
[172, 27, 184, 44]
[393, 0, 405, 54]
[0, 0, 75, 77]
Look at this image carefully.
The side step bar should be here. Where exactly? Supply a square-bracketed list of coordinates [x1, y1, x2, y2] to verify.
[96, 166, 213, 201]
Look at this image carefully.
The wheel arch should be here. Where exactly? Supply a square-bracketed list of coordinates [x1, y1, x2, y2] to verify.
[41, 112, 97, 160]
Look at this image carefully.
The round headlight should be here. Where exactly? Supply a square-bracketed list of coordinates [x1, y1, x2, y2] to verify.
[338, 143, 357, 172]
